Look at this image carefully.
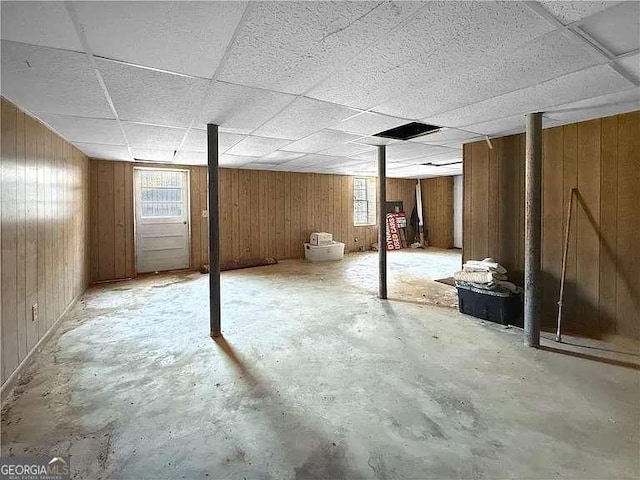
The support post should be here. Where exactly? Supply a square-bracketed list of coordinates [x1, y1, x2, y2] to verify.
[378, 145, 387, 299]
[524, 113, 542, 347]
[207, 124, 221, 337]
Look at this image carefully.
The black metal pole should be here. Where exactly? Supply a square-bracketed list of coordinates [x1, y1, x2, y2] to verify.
[378, 145, 387, 299]
[524, 113, 542, 347]
[207, 124, 221, 337]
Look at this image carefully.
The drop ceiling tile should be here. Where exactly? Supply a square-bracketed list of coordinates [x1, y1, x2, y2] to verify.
[175, 150, 206, 165]
[226, 136, 290, 157]
[333, 112, 411, 136]
[239, 162, 282, 171]
[281, 129, 362, 154]
[538, 1, 612, 25]
[280, 154, 345, 168]
[97, 58, 209, 127]
[220, 154, 255, 167]
[309, 1, 554, 111]
[36, 113, 126, 146]
[253, 97, 358, 140]
[462, 115, 528, 137]
[401, 150, 462, 165]
[322, 143, 375, 157]
[1, 1, 82, 51]
[262, 151, 305, 162]
[386, 143, 450, 163]
[377, 30, 605, 119]
[123, 123, 186, 149]
[75, 2, 246, 78]
[182, 129, 245, 153]
[352, 136, 398, 147]
[196, 81, 296, 134]
[131, 148, 175, 162]
[74, 142, 131, 161]
[579, 2, 640, 55]
[217, 1, 421, 94]
[1, 41, 113, 118]
[617, 53, 640, 82]
[349, 150, 377, 161]
[543, 87, 640, 124]
[408, 128, 479, 145]
[426, 64, 634, 128]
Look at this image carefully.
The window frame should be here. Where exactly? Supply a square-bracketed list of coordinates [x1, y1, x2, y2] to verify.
[353, 177, 377, 226]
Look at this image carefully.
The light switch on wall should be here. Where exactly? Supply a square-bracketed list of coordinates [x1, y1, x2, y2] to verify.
[202, 210, 209, 218]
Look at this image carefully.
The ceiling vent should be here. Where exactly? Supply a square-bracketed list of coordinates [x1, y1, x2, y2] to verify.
[374, 122, 441, 141]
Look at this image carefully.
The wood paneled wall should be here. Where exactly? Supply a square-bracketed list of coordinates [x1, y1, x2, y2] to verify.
[463, 111, 640, 339]
[216, 169, 416, 265]
[90, 161, 207, 282]
[1, 98, 90, 386]
[90, 160, 417, 281]
[421, 176, 454, 248]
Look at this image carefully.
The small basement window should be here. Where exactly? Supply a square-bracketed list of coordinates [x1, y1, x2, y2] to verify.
[353, 177, 376, 226]
[140, 170, 184, 218]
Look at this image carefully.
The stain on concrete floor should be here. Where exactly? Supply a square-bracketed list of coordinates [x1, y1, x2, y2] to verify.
[1, 250, 638, 479]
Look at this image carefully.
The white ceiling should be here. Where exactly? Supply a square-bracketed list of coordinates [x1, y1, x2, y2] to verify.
[1, 1, 639, 179]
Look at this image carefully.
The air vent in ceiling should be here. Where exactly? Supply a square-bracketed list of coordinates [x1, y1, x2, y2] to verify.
[374, 122, 441, 141]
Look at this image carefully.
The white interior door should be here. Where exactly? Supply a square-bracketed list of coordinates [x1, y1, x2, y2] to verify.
[135, 168, 190, 273]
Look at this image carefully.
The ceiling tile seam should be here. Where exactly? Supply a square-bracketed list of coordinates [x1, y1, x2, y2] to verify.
[64, 0, 134, 161]
[457, 84, 640, 131]
[0, 38, 87, 56]
[541, 86, 640, 115]
[413, 56, 635, 125]
[526, 0, 637, 86]
[93, 55, 209, 80]
[569, 28, 640, 86]
[236, 1, 435, 153]
[173, 1, 254, 162]
[563, 1, 625, 29]
[526, 1, 567, 29]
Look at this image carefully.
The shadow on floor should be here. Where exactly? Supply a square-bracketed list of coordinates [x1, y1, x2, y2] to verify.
[538, 344, 640, 371]
[211, 335, 366, 479]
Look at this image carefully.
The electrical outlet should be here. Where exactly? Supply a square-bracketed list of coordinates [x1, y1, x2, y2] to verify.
[202, 210, 209, 218]
[32, 303, 38, 322]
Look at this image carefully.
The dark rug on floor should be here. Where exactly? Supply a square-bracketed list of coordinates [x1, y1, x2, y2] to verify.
[435, 276, 456, 287]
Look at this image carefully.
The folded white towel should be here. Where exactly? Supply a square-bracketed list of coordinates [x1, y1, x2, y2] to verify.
[463, 258, 507, 275]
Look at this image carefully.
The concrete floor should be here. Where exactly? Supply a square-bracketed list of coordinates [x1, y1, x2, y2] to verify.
[2, 249, 639, 479]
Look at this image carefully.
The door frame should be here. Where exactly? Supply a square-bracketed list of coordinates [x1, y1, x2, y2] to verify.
[133, 166, 192, 274]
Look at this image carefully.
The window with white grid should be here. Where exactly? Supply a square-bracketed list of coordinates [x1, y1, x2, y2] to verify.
[353, 177, 376, 226]
[140, 170, 184, 218]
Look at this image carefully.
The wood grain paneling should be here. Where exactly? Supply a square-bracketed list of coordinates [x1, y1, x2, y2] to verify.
[462, 111, 640, 339]
[1, 98, 90, 386]
[421, 177, 454, 248]
[90, 162, 418, 279]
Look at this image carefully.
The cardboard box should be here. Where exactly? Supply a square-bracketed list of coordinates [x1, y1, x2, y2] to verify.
[310, 232, 333, 246]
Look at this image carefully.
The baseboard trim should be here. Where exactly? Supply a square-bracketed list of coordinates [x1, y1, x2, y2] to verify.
[1, 291, 84, 401]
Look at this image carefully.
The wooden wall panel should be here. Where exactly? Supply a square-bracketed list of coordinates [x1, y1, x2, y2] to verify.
[1, 98, 90, 386]
[90, 163, 418, 278]
[421, 176, 454, 248]
[616, 112, 640, 339]
[462, 110, 640, 340]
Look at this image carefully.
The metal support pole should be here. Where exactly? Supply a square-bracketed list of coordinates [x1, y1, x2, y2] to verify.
[207, 124, 221, 337]
[524, 113, 542, 347]
[378, 145, 387, 299]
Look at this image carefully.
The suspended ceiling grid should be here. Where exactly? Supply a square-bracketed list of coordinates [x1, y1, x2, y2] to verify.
[1, 1, 638, 178]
